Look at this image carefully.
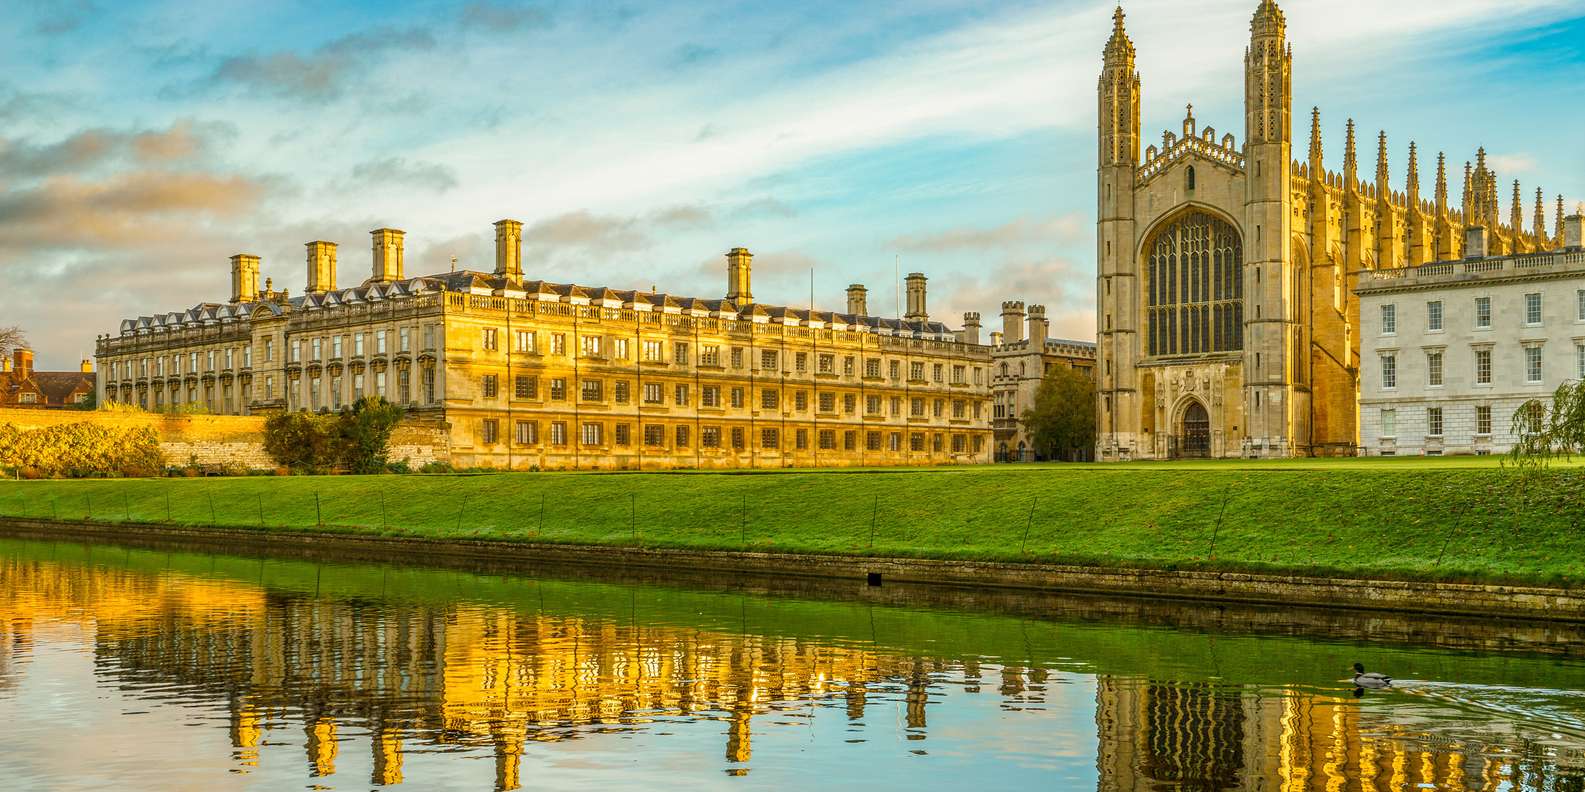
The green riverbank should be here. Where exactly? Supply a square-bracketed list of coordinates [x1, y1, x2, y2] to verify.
[1, 458, 1582, 586]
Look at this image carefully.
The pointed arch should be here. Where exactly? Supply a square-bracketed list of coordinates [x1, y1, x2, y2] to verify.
[1142, 207, 1245, 357]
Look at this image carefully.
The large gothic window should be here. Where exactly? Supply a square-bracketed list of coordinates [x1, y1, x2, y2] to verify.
[1147, 211, 1244, 356]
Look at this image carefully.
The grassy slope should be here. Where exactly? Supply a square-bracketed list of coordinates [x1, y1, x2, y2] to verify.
[1, 457, 1582, 585]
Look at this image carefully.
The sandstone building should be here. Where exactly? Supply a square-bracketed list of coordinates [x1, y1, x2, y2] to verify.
[1357, 217, 1585, 456]
[989, 302, 1096, 462]
[96, 224, 993, 469]
[1096, 1, 1576, 459]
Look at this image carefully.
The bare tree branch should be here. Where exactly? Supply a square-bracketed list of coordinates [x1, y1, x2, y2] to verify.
[0, 326, 25, 360]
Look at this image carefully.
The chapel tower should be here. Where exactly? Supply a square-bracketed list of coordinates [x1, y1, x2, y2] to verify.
[1095, 6, 1141, 454]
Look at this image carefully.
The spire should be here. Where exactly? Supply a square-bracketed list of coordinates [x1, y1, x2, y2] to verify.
[1534, 187, 1547, 242]
[1251, 0, 1286, 37]
[1342, 119, 1357, 187]
[1244, 0, 1290, 145]
[1375, 131, 1389, 192]
[1560, 195, 1569, 246]
[1511, 180, 1524, 233]
[1406, 142, 1419, 203]
[1462, 161, 1473, 221]
[1307, 107, 1322, 166]
[1104, 5, 1134, 63]
[1434, 152, 1448, 211]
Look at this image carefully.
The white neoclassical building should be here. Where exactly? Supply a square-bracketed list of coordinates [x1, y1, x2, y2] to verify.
[1356, 219, 1585, 455]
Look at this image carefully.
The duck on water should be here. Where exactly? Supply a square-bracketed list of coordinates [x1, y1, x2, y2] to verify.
[1352, 662, 1391, 689]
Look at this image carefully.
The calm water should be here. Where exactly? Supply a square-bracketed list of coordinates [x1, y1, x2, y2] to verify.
[2, 537, 1584, 790]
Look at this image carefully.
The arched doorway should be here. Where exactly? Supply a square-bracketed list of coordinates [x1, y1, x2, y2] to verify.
[1180, 400, 1210, 459]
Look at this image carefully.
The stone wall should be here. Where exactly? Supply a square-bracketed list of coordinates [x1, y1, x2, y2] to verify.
[0, 408, 449, 471]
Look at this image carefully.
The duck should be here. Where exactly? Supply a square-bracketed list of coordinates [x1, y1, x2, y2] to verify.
[1351, 662, 1391, 688]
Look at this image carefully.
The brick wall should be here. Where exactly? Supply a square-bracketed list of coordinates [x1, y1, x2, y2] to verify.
[0, 408, 450, 471]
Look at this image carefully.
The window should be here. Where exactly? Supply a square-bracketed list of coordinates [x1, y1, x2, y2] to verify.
[866, 431, 882, 451]
[551, 333, 566, 355]
[264, 339, 274, 362]
[1427, 351, 1443, 387]
[1427, 301, 1443, 331]
[644, 383, 663, 404]
[932, 363, 943, 383]
[761, 350, 778, 371]
[1146, 210, 1245, 355]
[952, 365, 966, 385]
[952, 434, 966, 453]
[1519, 402, 1545, 434]
[933, 399, 944, 417]
[482, 374, 498, 399]
[581, 422, 602, 446]
[730, 347, 744, 369]
[844, 431, 857, 451]
[1381, 304, 1397, 335]
[549, 378, 567, 400]
[399, 369, 410, 402]
[865, 395, 881, 415]
[843, 393, 856, 414]
[516, 421, 537, 445]
[730, 387, 745, 408]
[481, 419, 498, 444]
[674, 384, 689, 406]
[701, 345, 721, 367]
[843, 356, 855, 376]
[354, 333, 365, 356]
[865, 358, 881, 378]
[888, 360, 900, 380]
[643, 340, 664, 362]
[910, 362, 925, 381]
[888, 433, 902, 452]
[1578, 343, 1585, 379]
[910, 433, 925, 452]
[952, 399, 967, 419]
[817, 354, 835, 374]
[794, 391, 807, 411]
[794, 352, 807, 372]
[675, 425, 690, 448]
[760, 428, 778, 449]
[1380, 354, 1396, 389]
[1526, 346, 1543, 383]
[550, 421, 568, 445]
[818, 430, 836, 450]
[515, 375, 537, 399]
[911, 397, 925, 417]
[615, 424, 631, 446]
[614, 381, 630, 404]
[373, 330, 385, 354]
[332, 336, 343, 359]
[423, 325, 435, 350]
[612, 338, 629, 359]
[644, 424, 665, 447]
[702, 426, 720, 448]
[795, 429, 808, 450]
[1476, 405, 1492, 435]
[1578, 289, 1585, 322]
[1427, 407, 1443, 437]
[206, 350, 216, 371]
[1526, 293, 1542, 325]
[581, 379, 603, 402]
[1475, 349, 1492, 385]
[581, 335, 603, 358]
[818, 392, 836, 413]
[731, 427, 745, 450]
[192, 351, 201, 371]
[399, 327, 411, 352]
[422, 366, 435, 403]
[761, 389, 778, 409]
[701, 385, 720, 408]
[674, 342, 689, 365]
[1381, 408, 1396, 438]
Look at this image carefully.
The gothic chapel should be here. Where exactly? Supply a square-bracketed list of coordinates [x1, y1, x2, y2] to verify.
[1095, 1, 1572, 460]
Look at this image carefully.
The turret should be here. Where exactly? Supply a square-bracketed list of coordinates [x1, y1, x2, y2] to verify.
[1000, 301, 1026, 345]
[1098, 6, 1141, 169]
[1027, 305, 1049, 349]
[960, 312, 981, 345]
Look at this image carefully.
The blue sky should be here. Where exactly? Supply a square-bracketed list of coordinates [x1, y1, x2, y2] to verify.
[2, 0, 1583, 368]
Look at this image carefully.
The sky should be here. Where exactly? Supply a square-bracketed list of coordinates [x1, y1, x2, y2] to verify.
[2, 0, 1584, 369]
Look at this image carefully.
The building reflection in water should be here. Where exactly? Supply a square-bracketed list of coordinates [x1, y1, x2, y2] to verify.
[1, 551, 1582, 790]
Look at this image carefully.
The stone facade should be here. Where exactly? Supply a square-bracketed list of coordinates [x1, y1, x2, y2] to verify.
[1095, 2, 1575, 460]
[97, 226, 993, 470]
[1356, 224, 1585, 456]
[989, 302, 1096, 461]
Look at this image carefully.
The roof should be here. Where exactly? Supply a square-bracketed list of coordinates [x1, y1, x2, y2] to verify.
[114, 270, 962, 340]
[34, 372, 94, 403]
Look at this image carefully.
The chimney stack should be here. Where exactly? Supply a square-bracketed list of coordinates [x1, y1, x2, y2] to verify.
[726, 248, 753, 302]
[990, 330, 1004, 346]
[494, 219, 523, 281]
[1028, 305, 1049, 348]
[80, 359, 93, 373]
[370, 228, 405, 283]
[1464, 226, 1488, 259]
[846, 284, 868, 316]
[1000, 301, 1026, 344]
[960, 312, 981, 345]
[1565, 210, 1585, 250]
[230, 254, 261, 303]
[14, 348, 33, 377]
[305, 241, 338, 294]
[903, 273, 928, 322]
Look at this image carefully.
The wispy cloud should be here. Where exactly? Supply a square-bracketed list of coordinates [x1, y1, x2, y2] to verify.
[348, 157, 459, 193]
[208, 27, 437, 102]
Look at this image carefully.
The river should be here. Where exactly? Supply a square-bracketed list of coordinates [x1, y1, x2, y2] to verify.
[1, 535, 1582, 790]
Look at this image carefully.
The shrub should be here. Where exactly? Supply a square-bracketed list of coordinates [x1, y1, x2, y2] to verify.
[0, 422, 165, 478]
[263, 411, 337, 473]
[262, 397, 405, 474]
[336, 397, 405, 474]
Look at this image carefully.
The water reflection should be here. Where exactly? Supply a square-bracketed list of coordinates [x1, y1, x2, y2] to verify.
[1, 538, 1583, 790]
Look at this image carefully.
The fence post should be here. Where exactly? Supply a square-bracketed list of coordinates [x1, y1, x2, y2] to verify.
[208, 492, 217, 525]
[86, 494, 93, 521]
[315, 491, 323, 528]
[258, 494, 266, 528]
[1021, 497, 1038, 555]
[124, 493, 131, 523]
[51, 498, 58, 521]
[631, 492, 637, 544]
[455, 494, 467, 532]
[868, 495, 879, 550]
[379, 491, 387, 530]
[165, 490, 172, 522]
[538, 492, 545, 533]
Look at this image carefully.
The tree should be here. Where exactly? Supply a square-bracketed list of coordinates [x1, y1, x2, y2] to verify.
[1020, 365, 1097, 462]
[0, 326, 24, 360]
[263, 397, 406, 474]
[1508, 381, 1585, 472]
[335, 396, 406, 474]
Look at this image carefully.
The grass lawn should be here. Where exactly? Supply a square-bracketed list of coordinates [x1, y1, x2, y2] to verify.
[1, 456, 1583, 586]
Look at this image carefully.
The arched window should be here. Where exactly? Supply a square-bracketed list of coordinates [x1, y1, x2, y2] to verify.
[1186, 165, 1196, 191]
[1147, 210, 1243, 356]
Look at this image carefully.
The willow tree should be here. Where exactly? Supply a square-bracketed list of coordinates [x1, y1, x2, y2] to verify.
[1508, 381, 1585, 471]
